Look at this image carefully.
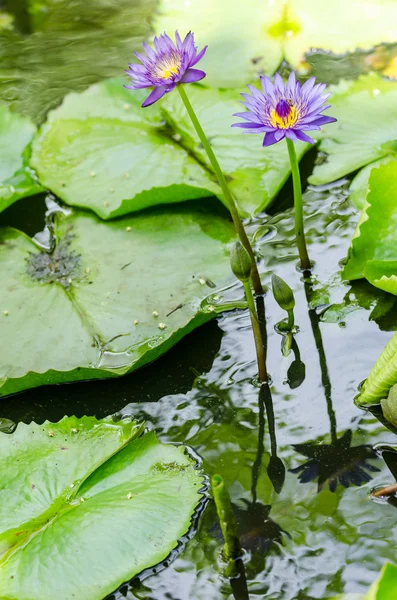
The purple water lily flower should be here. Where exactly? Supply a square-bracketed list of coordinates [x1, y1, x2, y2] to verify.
[232, 72, 336, 147]
[125, 31, 207, 107]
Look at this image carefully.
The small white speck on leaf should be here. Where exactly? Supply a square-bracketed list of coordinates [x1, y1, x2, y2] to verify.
[158, 322, 166, 330]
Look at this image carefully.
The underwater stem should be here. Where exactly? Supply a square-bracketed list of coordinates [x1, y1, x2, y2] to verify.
[243, 280, 268, 383]
[177, 85, 264, 295]
[211, 474, 242, 561]
[286, 138, 311, 271]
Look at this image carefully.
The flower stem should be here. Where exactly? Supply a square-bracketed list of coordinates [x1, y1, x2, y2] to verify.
[211, 474, 242, 562]
[243, 279, 268, 384]
[177, 85, 263, 295]
[287, 308, 294, 330]
[286, 138, 311, 271]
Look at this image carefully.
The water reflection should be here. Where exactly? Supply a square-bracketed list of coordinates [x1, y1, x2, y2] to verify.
[289, 278, 381, 492]
[291, 429, 379, 492]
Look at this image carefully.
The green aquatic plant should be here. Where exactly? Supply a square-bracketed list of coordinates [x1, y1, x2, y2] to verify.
[272, 273, 296, 331]
[233, 72, 336, 270]
[125, 31, 263, 295]
[356, 330, 397, 407]
[381, 384, 397, 428]
[211, 474, 242, 562]
[230, 241, 267, 383]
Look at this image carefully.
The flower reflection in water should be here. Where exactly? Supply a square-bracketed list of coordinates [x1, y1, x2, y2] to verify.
[290, 429, 380, 493]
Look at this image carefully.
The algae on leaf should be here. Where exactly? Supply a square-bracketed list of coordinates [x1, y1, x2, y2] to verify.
[31, 79, 310, 218]
[0, 103, 42, 214]
[0, 201, 236, 397]
[343, 162, 397, 295]
[0, 416, 204, 600]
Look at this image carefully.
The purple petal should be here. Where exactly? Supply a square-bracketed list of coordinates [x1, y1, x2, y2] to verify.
[182, 31, 194, 51]
[274, 72, 285, 94]
[306, 115, 337, 127]
[262, 131, 279, 147]
[142, 86, 167, 107]
[286, 71, 296, 95]
[247, 84, 263, 100]
[285, 130, 299, 142]
[301, 76, 316, 95]
[190, 45, 208, 67]
[233, 111, 265, 123]
[181, 68, 206, 83]
[142, 42, 156, 60]
[260, 76, 276, 102]
[275, 129, 286, 141]
[232, 122, 274, 132]
[175, 30, 183, 48]
[293, 130, 315, 144]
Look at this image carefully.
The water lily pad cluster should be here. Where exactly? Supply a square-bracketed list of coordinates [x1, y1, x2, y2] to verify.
[0, 416, 204, 600]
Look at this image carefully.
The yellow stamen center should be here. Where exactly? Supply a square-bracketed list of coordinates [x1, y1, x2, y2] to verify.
[153, 54, 181, 80]
[270, 105, 299, 129]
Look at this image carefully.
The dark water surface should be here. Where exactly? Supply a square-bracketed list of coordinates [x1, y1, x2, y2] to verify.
[2, 2, 397, 599]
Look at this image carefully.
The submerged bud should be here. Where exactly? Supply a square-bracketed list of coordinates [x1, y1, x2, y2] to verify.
[272, 274, 295, 311]
[230, 242, 252, 282]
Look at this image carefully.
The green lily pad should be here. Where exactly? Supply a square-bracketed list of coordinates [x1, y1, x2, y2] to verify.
[0, 200, 235, 397]
[0, 0, 155, 123]
[154, 1, 397, 88]
[0, 103, 42, 214]
[30, 80, 221, 219]
[0, 415, 204, 600]
[31, 79, 309, 218]
[349, 157, 395, 209]
[310, 74, 397, 186]
[343, 161, 397, 293]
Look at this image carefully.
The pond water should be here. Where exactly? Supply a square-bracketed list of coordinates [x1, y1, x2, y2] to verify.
[2, 2, 397, 599]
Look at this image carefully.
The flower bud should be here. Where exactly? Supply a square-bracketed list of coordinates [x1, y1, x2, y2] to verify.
[230, 242, 252, 282]
[272, 274, 295, 311]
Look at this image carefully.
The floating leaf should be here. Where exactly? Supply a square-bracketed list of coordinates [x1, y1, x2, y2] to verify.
[154, 0, 397, 88]
[0, 0, 155, 123]
[0, 103, 42, 214]
[31, 80, 221, 219]
[0, 416, 204, 600]
[0, 201, 235, 397]
[31, 79, 309, 219]
[310, 74, 397, 186]
[343, 162, 397, 294]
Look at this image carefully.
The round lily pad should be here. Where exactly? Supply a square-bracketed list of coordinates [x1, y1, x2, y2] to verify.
[0, 416, 204, 600]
